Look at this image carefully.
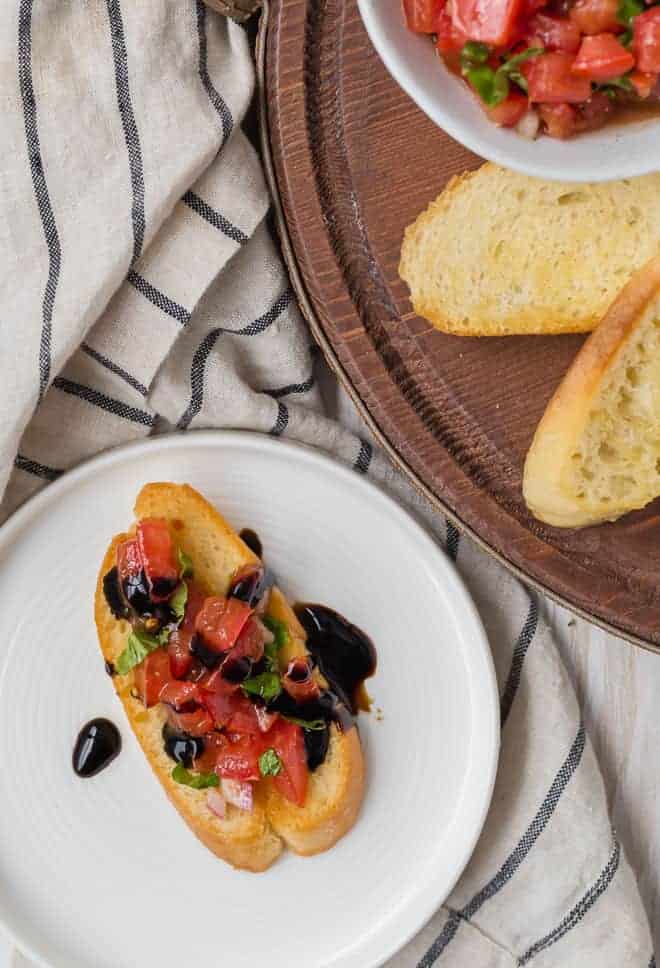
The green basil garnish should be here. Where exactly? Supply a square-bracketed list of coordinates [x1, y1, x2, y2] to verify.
[617, 0, 644, 24]
[242, 671, 282, 702]
[170, 581, 188, 621]
[262, 616, 289, 650]
[258, 749, 283, 777]
[171, 764, 219, 789]
[116, 627, 163, 675]
[281, 715, 327, 731]
[178, 548, 194, 579]
[460, 40, 490, 73]
[464, 47, 543, 106]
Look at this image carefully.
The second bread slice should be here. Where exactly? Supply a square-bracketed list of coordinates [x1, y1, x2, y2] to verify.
[399, 164, 660, 337]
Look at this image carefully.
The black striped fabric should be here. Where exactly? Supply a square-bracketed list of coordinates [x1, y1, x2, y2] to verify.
[418, 721, 586, 965]
[445, 520, 461, 562]
[500, 595, 539, 727]
[14, 453, 62, 481]
[53, 377, 154, 427]
[517, 835, 621, 965]
[127, 269, 191, 325]
[269, 400, 288, 437]
[232, 287, 293, 336]
[18, 0, 61, 402]
[353, 438, 373, 474]
[182, 189, 248, 245]
[195, 0, 233, 144]
[81, 343, 148, 397]
[105, 0, 145, 266]
[262, 374, 315, 399]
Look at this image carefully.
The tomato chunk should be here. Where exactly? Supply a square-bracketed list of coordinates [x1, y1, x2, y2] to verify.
[571, 33, 634, 79]
[539, 101, 579, 137]
[133, 648, 172, 707]
[452, 0, 524, 46]
[485, 90, 529, 126]
[168, 707, 214, 737]
[403, 0, 440, 33]
[193, 732, 229, 773]
[434, 6, 468, 51]
[569, 0, 620, 36]
[168, 581, 207, 679]
[633, 8, 660, 74]
[526, 52, 592, 102]
[268, 719, 308, 807]
[215, 734, 263, 782]
[630, 69, 656, 98]
[527, 13, 581, 52]
[158, 680, 200, 711]
[195, 596, 252, 654]
[136, 519, 179, 601]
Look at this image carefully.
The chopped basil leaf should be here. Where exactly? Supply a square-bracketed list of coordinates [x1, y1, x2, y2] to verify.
[242, 671, 282, 702]
[617, 0, 644, 24]
[171, 764, 219, 789]
[460, 41, 490, 74]
[116, 627, 162, 675]
[259, 748, 283, 777]
[467, 66, 510, 107]
[597, 74, 634, 98]
[170, 581, 188, 621]
[178, 547, 194, 579]
[281, 714, 327, 731]
[157, 627, 172, 645]
[262, 615, 289, 650]
[499, 47, 543, 92]
[263, 641, 279, 673]
[620, 26, 634, 46]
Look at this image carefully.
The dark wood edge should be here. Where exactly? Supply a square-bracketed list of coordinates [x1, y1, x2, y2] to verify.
[255, 4, 658, 657]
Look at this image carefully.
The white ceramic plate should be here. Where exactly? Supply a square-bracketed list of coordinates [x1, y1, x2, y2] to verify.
[0, 432, 499, 968]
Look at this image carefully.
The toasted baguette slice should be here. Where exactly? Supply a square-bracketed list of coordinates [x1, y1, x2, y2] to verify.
[399, 164, 660, 336]
[94, 483, 365, 871]
[523, 257, 660, 528]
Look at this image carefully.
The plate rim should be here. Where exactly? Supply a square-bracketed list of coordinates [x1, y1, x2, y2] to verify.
[256, 1, 660, 656]
[0, 429, 500, 968]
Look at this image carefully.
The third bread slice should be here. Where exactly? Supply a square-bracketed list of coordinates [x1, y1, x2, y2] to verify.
[523, 256, 660, 527]
[399, 165, 660, 336]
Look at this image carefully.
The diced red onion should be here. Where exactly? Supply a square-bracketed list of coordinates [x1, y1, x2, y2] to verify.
[221, 778, 254, 812]
[207, 788, 226, 819]
[255, 706, 279, 733]
[516, 109, 540, 140]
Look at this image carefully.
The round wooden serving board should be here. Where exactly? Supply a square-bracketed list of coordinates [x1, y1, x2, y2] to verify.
[259, 0, 660, 650]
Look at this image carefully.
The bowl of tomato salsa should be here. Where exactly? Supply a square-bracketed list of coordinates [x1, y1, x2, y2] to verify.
[357, 0, 660, 181]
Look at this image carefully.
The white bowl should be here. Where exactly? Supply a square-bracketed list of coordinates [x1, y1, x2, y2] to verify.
[357, 0, 660, 182]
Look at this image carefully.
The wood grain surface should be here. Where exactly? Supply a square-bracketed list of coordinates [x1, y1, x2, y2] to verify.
[262, 0, 660, 649]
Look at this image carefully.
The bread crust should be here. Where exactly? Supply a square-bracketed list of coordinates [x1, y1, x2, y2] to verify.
[523, 256, 660, 527]
[94, 483, 366, 871]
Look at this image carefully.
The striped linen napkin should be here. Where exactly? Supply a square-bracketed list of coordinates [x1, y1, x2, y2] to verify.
[0, 2, 653, 965]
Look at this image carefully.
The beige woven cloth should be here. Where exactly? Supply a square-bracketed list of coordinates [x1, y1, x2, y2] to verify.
[0, 2, 653, 965]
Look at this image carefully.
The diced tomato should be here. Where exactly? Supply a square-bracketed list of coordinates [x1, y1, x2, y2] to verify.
[630, 69, 656, 97]
[227, 694, 262, 735]
[569, 0, 621, 36]
[539, 101, 579, 137]
[133, 648, 172, 707]
[195, 596, 252, 655]
[452, 0, 524, 46]
[169, 707, 215, 737]
[571, 33, 634, 79]
[633, 8, 660, 74]
[527, 13, 581, 52]
[193, 732, 229, 773]
[434, 6, 468, 51]
[158, 680, 200, 711]
[117, 538, 142, 582]
[223, 618, 265, 670]
[522, 0, 548, 15]
[215, 734, 263, 782]
[403, 0, 441, 33]
[484, 90, 529, 125]
[267, 719, 308, 807]
[200, 684, 239, 730]
[200, 677, 261, 734]
[136, 519, 178, 601]
[168, 582, 207, 679]
[526, 52, 592, 102]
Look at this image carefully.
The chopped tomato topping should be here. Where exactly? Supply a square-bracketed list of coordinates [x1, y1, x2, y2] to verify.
[168, 707, 215, 737]
[136, 519, 179, 601]
[633, 8, 660, 74]
[434, 6, 468, 51]
[630, 69, 656, 97]
[268, 719, 308, 807]
[403, 0, 441, 33]
[195, 596, 252, 654]
[571, 33, 634, 79]
[527, 13, 581, 52]
[484, 90, 529, 125]
[168, 582, 207, 679]
[525, 52, 592, 102]
[193, 732, 229, 773]
[538, 101, 579, 137]
[452, 0, 524, 46]
[159, 680, 201, 711]
[215, 734, 263, 782]
[133, 648, 172, 707]
[117, 538, 142, 582]
[569, 0, 621, 36]
[223, 617, 265, 670]
[282, 657, 321, 703]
